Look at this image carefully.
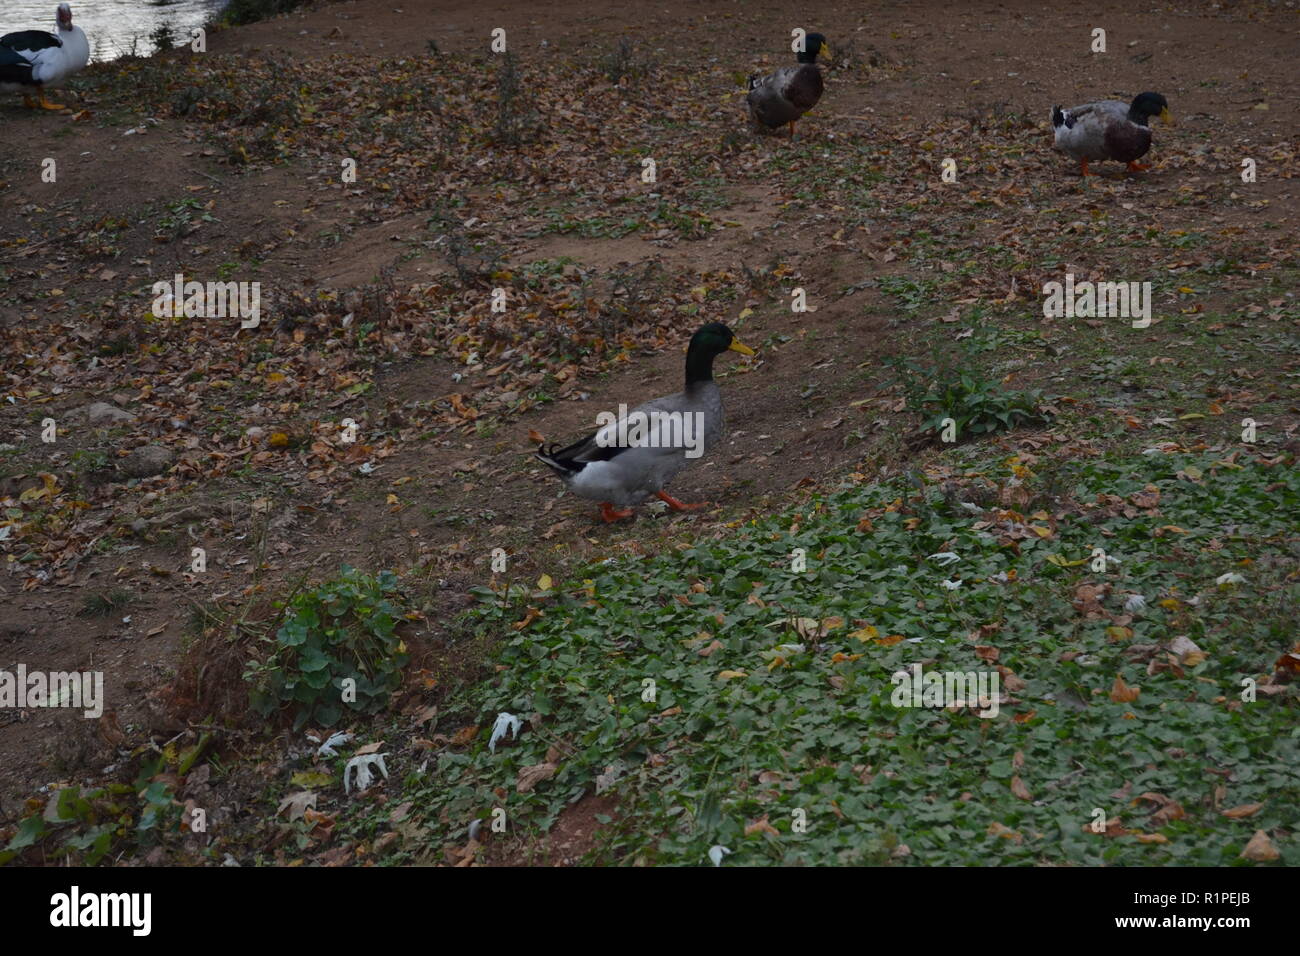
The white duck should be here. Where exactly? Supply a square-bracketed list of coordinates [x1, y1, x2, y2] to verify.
[535, 323, 755, 522]
[1, 3, 90, 111]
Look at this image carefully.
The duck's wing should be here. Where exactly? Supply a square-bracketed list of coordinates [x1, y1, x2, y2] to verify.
[1051, 101, 1125, 159]
[747, 64, 823, 128]
[1, 30, 69, 82]
[0, 44, 34, 87]
[1, 30, 62, 58]
[535, 387, 722, 478]
[538, 393, 683, 468]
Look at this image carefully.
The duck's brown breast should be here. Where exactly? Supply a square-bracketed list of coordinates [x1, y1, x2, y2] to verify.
[1103, 123, 1153, 163]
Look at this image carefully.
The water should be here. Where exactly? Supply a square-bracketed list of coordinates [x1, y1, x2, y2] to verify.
[2, 0, 229, 61]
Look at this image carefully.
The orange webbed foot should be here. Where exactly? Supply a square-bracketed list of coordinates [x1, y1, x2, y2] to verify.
[1079, 159, 1096, 177]
[1127, 161, 1151, 172]
[656, 491, 709, 512]
[598, 502, 634, 523]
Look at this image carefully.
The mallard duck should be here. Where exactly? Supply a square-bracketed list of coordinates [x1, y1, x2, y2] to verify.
[535, 323, 755, 522]
[1051, 92, 1172, 176]
[747, 32, 829, 139]
[0, 4, 90, 111]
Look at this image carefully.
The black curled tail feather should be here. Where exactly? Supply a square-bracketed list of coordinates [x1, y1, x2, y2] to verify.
[536, 443, 579, 478]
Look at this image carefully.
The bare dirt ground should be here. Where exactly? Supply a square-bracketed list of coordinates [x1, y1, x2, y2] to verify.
[0, 0, 1295, 863]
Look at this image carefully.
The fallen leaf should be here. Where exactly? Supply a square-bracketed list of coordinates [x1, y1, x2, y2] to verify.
[987, 821, 1022, 842]
[1110, 676, 1141, 703]
[1239, 829, 1280, 862]
[277, 791, 317, 821]
[516, 762, 558, 793]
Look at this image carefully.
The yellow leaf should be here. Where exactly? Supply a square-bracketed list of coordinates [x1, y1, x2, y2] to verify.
[385, 494, 399, 505]
[269, 432, 290, 447]
[717, 670, 747, 681]
[1046, 554, 1088, 567]
[850, 625, 879, 642]
[1106, 626, 1134, 641]
[537, 574, 553, 591]
[792, 617, 822, 639]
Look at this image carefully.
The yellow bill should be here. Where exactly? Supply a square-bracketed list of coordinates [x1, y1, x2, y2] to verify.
[1160, 106, 1174, 126]
[729, 338, 756, 356]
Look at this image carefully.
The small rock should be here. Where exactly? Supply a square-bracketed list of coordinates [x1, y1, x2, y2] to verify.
[86, 402, 136, 426]
[121, 445, 173, 478]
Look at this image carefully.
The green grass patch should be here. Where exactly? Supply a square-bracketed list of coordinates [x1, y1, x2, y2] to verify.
[393, 450, 1298, 865]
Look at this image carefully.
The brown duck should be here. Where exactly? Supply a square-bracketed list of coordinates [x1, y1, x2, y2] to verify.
[746, 32, 829, 139]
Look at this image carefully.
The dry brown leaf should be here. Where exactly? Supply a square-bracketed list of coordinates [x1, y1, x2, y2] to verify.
[1135, 792, 1185, 827]
[987, 821, 1022, 842]
[449, 725, 478, 748]
[1110, 676, 1141, 703]
[1239, 829, 1280, 862]
[516, 762, 558, 794]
